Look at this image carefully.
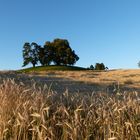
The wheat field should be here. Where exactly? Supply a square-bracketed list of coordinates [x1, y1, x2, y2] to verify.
[30, 69, 140, 88]
[0, 70, 140, 140]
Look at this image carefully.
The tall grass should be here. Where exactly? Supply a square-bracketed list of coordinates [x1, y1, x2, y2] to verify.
[0, 79, 139, 140]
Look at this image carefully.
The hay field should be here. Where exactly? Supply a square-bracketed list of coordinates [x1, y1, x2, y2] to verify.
[28, 69, 140, 92]
[0, 70, 139, 140]
[55, 69, 140, 86]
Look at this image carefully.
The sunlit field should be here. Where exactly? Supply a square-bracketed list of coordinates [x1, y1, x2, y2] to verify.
[0, 70, 140, 140]
[28, 69, 140, 88]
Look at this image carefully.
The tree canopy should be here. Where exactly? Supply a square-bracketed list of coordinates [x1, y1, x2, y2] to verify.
[22, 38, 79, 67]
[88, 63, 108, 70]
[95, 63, 106, 70]
[23, 42, 39, 67]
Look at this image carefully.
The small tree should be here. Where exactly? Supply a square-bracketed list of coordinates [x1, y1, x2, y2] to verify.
[105, 67, 109, 70]
[95, 63, 105, 70]
[138, 61, 140, 68]
[90, 65, 94, 70]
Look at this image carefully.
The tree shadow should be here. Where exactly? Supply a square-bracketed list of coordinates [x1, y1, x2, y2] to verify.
[23, 74, 140, 94]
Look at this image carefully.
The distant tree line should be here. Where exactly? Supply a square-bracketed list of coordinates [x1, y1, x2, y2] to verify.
[88, 63, 108, 70]
[22, 38, 79, 67]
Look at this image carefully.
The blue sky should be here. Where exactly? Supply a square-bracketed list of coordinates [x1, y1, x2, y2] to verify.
[0, 0, 140, 70]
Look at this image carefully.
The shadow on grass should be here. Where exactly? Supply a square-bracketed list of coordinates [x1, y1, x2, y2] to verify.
[0, 71, 140, 94]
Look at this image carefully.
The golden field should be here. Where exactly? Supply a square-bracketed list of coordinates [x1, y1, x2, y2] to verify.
[0, 70, 139, 140]
[29, 69, 140, 92]
[28, 69, 140, 83]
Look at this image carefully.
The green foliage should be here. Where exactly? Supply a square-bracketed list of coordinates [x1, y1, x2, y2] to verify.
[22, 39, 79, 67]
[18, 65, 86, 73]
[23, 42, 39, 67]
[37, 42, 54, 66]
[88, 63, 108, 70]
[95, 63, 106, 70]
[51, 39, 79, 65]
[89, 65, 94, 70]
[43, 41, 56, 65]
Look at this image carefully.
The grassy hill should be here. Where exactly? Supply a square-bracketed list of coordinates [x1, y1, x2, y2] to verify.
[18, 65, 86, 73]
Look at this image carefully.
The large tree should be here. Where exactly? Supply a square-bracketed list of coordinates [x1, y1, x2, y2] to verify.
[22, 42, 39, 67]
[52, 38, 79, 65]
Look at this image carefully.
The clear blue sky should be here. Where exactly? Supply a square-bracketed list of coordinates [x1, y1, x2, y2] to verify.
[0, 0, 140, 70]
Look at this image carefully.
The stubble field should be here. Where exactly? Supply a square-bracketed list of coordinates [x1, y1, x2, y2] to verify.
[0, 70, 140, 140]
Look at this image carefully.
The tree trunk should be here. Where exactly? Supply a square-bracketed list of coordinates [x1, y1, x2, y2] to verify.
[33, 63, 35, 67]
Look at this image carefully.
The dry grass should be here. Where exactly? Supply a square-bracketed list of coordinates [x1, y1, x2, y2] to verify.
[0, 76, 139, 140]
[29, 69, 140, 88]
